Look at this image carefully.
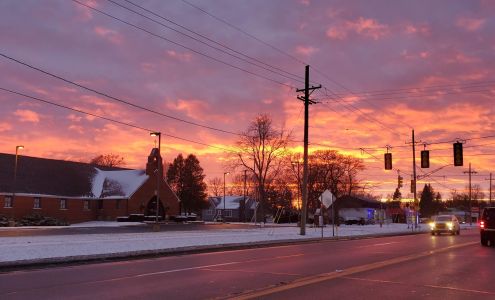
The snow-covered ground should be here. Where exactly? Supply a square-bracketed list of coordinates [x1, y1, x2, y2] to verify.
[0, 222, 477, 267]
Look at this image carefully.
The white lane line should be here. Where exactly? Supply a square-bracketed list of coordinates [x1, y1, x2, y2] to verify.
[358, 242, 399, 248]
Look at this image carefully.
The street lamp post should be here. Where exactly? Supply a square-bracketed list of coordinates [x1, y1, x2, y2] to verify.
[223, 172, 229, 222]
[150, 132, 161, 223]
[13, 145, 24, 207]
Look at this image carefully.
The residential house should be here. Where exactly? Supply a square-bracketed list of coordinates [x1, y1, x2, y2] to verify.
[202, 196, 257, 222]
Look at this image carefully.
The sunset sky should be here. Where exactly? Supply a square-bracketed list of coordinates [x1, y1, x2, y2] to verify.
[1, 0, 494, 200]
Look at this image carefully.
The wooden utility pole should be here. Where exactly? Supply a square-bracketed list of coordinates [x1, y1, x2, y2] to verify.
[486, 173, 492, 206]
[296, 65, 320, 235]
[464, 163, 477, 225]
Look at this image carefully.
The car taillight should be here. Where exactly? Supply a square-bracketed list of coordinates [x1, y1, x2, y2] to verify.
[480, 221, 485, 228]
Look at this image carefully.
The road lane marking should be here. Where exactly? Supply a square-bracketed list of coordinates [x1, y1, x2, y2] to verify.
[201, 268, 301, 276]
[343, 276, 495, 296]
[229, 241, 477, 300]
[0, 253, 306, 296]
[358, 241, 399, 248]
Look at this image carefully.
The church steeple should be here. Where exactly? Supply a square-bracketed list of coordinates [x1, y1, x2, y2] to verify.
[146, 148, 163, 176]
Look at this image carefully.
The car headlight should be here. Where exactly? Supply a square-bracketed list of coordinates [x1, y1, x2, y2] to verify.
[429, 222, 435, 229]
[447, 222, 453, 228]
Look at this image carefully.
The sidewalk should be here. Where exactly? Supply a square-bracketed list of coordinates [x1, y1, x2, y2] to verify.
[0, 222, 476, 268]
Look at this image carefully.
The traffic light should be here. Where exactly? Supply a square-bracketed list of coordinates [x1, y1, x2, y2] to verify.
[453, 142, 463, 166]
[398, 175, 403, 188]
[421, 150, 430, 168]
[384, 153, 392, 170]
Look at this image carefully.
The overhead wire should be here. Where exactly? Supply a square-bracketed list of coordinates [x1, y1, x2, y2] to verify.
[107, 0, 306, 85]
[71, 0, 295, 89]
[0, 52, 243, 136]
[0, 87, 238, 153]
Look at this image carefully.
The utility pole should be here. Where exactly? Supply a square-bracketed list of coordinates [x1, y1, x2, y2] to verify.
[412, 130, 417, 207]
[490, 173, 493, 206]
[405, 129, 420, 229]
[296, 65, 321, 236]
[464, 163, 477, 226]
[485, 173, 492, 206]
[243, 169, 247, 222]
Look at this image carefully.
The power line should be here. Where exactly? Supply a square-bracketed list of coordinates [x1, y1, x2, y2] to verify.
[0, 52, 241, 136]
[321, 80, 495, 99]
[180, 0, 410, 137]
[108, 0, 306, 85]
[180, 0, 307, 66]
[71, 0, 294, 89]
[0, 87, 237, 153]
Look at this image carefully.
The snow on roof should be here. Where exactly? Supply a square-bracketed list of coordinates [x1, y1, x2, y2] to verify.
[214, 196, 251, 209]
[91, 168, 148, 198]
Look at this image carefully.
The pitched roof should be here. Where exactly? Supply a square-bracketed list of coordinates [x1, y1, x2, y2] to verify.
[334, 195, 382, 209]
[0, 153, 147, 198]
[209, 196, 255, 210]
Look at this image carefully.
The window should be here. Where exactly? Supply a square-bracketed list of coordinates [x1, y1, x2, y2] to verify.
[83, 200, 90, 210]
[116, 199, 121, 209]
[60, 199, 67, 210]
[224, 210, 232, 217]
[207, 209, 215, 216]
[34, 197, 41, 209]
[98, 200, 103, 209]
[4, 196, 13, 208]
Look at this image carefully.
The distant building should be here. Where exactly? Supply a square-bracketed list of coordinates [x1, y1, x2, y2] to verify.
[202, 196, 257, 222]
[329, 195, 383, 225]
[0, 149, 180, 224]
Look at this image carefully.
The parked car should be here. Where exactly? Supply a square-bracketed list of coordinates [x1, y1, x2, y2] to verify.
[429, 214, 460, 235]
[480, 207, 495, 247]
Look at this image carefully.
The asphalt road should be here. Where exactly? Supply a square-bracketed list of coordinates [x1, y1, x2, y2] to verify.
[0, 228, 493, 300]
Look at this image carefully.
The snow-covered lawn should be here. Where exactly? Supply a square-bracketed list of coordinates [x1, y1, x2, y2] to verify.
[0, 222, 477, 266]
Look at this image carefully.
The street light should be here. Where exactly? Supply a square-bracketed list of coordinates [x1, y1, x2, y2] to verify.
[223, 172, 230, 222]
[13, 145, 24, 207]
[150, 132, 161, 223]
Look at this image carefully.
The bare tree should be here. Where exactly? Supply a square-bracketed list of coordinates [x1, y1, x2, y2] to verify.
[90, 154, 125, 167]
[232, 114, 291, 220]
[208, 177, 222, 197]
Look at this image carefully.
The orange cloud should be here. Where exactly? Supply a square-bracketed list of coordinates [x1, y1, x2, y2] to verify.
[0, 122, 12, 132]
[14, 109, 40, 123]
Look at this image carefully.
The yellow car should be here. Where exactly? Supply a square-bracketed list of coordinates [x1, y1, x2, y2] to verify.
[429, 215, 460, 235]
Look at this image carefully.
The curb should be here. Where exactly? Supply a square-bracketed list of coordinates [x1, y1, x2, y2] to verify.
[0, 229, 429, 270]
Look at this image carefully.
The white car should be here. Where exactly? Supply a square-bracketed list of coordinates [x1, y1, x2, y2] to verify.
[429, 215, 460, 235]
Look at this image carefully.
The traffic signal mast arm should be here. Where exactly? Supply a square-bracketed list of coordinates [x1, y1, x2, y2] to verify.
[416, 163, 453, 180]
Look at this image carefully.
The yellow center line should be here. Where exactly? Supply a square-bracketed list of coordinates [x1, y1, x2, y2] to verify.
[229, 241, 477, 300]
[343, 276, 495, 295]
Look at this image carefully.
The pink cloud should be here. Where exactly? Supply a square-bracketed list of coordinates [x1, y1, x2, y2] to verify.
[0, 122, 12, 132]
[327, 17, 389, 40]
[404, 24, 431, 36]
[14, 109, 40, 123]
[456, 17, 485, 31]
[94, 26, 123, 44]
[166, 99, 210, 120]
[326, 27, 347, 40]
[350, 17, 390, 40]
[166, 50, 192, 62]
[295, 45, 318, 56]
